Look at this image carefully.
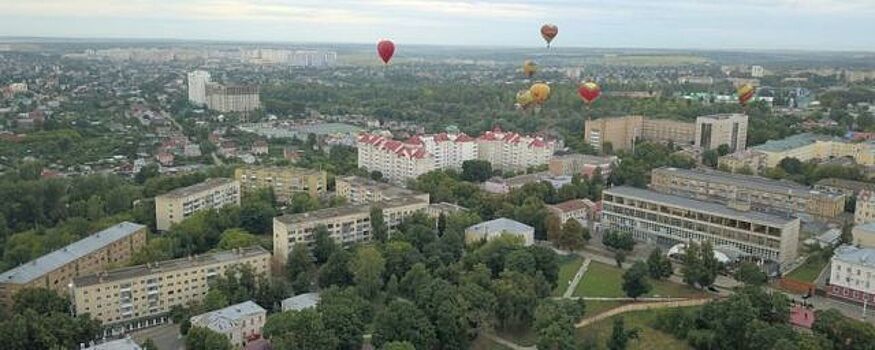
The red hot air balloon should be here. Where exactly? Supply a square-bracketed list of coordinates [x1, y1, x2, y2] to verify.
[578, 81, 602, 105]
[540, 24, 558, 48]
[377, 39, 395, 64]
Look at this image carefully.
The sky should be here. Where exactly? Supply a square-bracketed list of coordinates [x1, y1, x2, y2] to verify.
[1, 0, 874, 51]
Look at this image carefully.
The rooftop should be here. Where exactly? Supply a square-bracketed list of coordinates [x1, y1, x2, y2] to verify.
[552, 153, 616, 164]
[274, 197, 427, 225]
[549, 199, 596, 213]
[281, 292, 321, 311]
[83, 337, 142, 350]
[0, 222, 146, 285]
[696, 113, 747, 121]
[467, 217, 534, 234]
[815, 178, 875, 193]
[833, 245, 875, 269]
[751, 133, 836, 152]
[191, 300, 266, 333]
[337, 176, 422, 198]
[653, 167, 840, 200]
[605, 186, 796, 226]
[73, 246, 270, 287]
[156, 178, 236, 199]
[237, 166, 324, 176]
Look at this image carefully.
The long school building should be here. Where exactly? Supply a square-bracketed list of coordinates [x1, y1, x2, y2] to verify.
[602, 186, 800, 266]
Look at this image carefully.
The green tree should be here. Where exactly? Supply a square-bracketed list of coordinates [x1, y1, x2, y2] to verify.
[186, 326, 232, 350]
[812, 309, 875, 350]
[545, 214, 562, 242]
[702, 149, 719, 168]
[716, 144, 731, 156]
[371, 206, 388, 243]
[12, 288, 70, 314]
[382, 341, 416, 350]
[646, 248, 673, 279]
[373, 300, 436, 350]
[312, 225, 337, 264]
[318, 287, 370, 350]
[558, 219, 588, 251]
[622, 262, 652, 299]
[534, 299, 586, 350]
[318, 249, 353, 288]
[263, 309, 339, 350]
[734, 262, 768, 286]
[287, 243, 316, 293]
[603, 230, 635, 251]
[349, 245, 385, 298]
[607, 317, 639, 350]
[216, 228, 260, 250]
[461, 159, 493, 182]
[682, 241, 720, 288]
[778, 157, 804, 175]
[203, 289, 230, 311]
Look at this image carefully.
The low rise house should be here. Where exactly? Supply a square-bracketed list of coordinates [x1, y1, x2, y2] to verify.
[281, 292, 321, 312]
[190, 301, 267, 348]
[828, 245, 875, 304]
[547, 199, 598, 224]
[465, 218, 534, 246]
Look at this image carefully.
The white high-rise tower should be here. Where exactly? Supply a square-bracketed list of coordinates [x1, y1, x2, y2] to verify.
[187, 70, 211, 106]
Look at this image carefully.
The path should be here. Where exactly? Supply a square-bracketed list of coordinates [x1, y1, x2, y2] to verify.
[485, 333, 537, 350]
[574, 298, 714, 328]
[563, 258, 591, 298]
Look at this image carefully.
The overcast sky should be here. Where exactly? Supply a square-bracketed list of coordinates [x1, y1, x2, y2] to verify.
[1, 0, 874, 51]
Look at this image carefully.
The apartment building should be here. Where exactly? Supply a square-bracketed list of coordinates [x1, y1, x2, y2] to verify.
[814, 178, 875, 199]
[190, 300, 267, 348]
[205, 83, 260, 113]
[476, 127, 557, 171]
[548, 153, 616, 178]
[718, 150, 768, 174]
[650, 167, 845, 220]
[357, 133, 436, 184]
[602, 186, 800, 266]
[0, 222, 147, 309]
[154, 178, 241, 231]
[234, 166, 327, 202]
[752, 133, 875, 168]
[187, 70, 211, 106]
[828, 245, 875, 304]
[855, 190, 875, 225]
[584, 116, 695, 152]
[406, 127, 477, 170]
[335, 176, 429, 205]
[695, 114, 748, 152]
[273, 197, 428, 264]
[70, 246, 271, 334]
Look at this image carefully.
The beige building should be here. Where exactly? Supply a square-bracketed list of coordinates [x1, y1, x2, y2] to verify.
[718, 150, 768, 174]
[476, 127, 557, 171]
[651, 167, 845, 220]
[584, 116, 695, 152]
[548, 153, 616, 178]
[602, 186, 800, 266]
[273, 198, 428, 264]
[547, 199, 598, 224]
[855, 190, 875, 225]
[752, 133, 875, 168]
[235, 166, 327, 202]
[155, 178, 241, 231]
[190, 300, 267, 348]
[70, 246, 270, 335]
[335, 176, 430, 204]
[0, 222, 147, 310]
[205, 83, 260, 113]
[851, 223, 875, 248]
[695, 114, 748, 152]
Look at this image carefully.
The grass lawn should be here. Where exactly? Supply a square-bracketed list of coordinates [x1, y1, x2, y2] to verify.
[495, 323, 538, 347]
[574, 262, 705, 299]
[584, 300, 629, 317]
[553, 255, 584, 297]
[786, 256, 828, 282]
[576, 308, 693, 350]
[470, 335, 513, 350]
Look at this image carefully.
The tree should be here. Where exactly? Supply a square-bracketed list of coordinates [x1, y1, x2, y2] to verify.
[545, 214, 562, 242]
[557, 219, 588, 251]
[287, 243, 316, 293]
[778, 157, 804, 175]
[142, 338, 159, 350]
[622, 262, 651, 299]
[702, 149, 719, 167]
[646, 248, 673, 280]
[382, 341, 416, 350]
[603, 230, 635, 251]
[682, 241, 720, 288]
[734, 262, 768, 286]
[186, 326, 232, 350]
[716, 144, 731, 156]
[461, 160, 493, 182]
[318, 249, 353, 288]
[318, 287, 370, 350]
[437, 212, 447, 235]
[813, 309, 875, 350]
[349, 245, 385, 298]
[607, 317, 639, 350]
[313, 225, 337, 264]
[493, 270, 539, 326]
[263, 309, 339, 350]
[12, 288, 70, 314]
[203, 289, 230, 311]
[373, 300, 436, 350]
[371, 206, 388, 243]
[216, 228, 260, 250]
[370, 170, 384, 181]
[534, 299, 586, 350]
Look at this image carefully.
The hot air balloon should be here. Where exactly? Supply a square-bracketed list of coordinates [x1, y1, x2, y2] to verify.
[516, 90, 534, 107]
[578, 81, 602, 105]
[737, 84, 756, 106]
[523, 60, 537, 78]
[540, 24, 558, 48]
[377, 39, 395, 65]
[529, 83, 551, 104]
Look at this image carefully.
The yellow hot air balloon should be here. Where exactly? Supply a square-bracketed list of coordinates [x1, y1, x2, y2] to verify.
[529, 83, 551, 104]
[523, 60, 537, 78]
[516, 90, 534, 107]
[736, 84, 756, 106]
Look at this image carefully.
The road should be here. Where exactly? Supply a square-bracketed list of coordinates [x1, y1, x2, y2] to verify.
[129, 323, 184, 350]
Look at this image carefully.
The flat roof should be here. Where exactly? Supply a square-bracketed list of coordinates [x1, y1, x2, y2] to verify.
[653, 167, 840, 199]
[84, 337, 142, 350]
[274, 197, 427, 225]
[467, 217, 533, 234]
[281, 292, 321, 311]
[191, 300, 266, 333]
[815, 178, 875, 193]
[156, 178, 236, 199]
[605, 186, 796, 226]
[338, 176, 422, 198]
[833, 245, 875, 269]
[237, 166, 325, 176]
[73, 246, 270, 287]
[696, 113, 747, 121]
[1, 222, 146, 285]
[752, 133, 836, 152]
[552, 153, 616, 164]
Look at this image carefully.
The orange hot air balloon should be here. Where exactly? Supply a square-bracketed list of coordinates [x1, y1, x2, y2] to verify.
[529, 83, 551, 104]
[578, 81, 602, 105]
[737, 84, 756, 106]
[540, 24, 558, 48]
[377, 39, 395, 64]
[523, 60, 537, 78]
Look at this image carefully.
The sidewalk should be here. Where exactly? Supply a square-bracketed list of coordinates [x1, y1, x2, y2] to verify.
[563, 258, 591, 298]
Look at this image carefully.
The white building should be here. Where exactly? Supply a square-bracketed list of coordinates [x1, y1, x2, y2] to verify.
[357, 134, 436, 184]
[187, 70, 211, 106]
[828, 245, 875, 304]
[190, 300, 267, 348]
[281, 292, 321, 311]
[477, 127, 556, 171]
[751, 65, 765, 78]
[83, 337, 142, 350]
[407, 128, 477, 170]
[465, 218, 535, 246]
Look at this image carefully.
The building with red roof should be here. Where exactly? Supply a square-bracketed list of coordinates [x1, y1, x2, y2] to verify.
[477, 126, 557, 171]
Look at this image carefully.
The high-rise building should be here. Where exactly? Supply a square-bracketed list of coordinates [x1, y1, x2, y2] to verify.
[0, 222, 147, 309]
[273, 198, 428, 264]
[205, 83, 260, 113]
[70, 246, 270, 335]
[187, 70, 211, 106]
[476, 127, 556, 171]
[650, 167, 845, 220]
[335, 176, 430, 205]
[154, 178, 241, 231]
[602, 186, 800, 266]
[357, 134, 436, 184]
[407, 127, 478, 170]
[234, 166, 327, 202]
[695, 114, 748, 152]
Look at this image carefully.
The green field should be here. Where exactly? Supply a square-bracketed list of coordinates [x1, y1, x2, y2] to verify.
[574, 262, 705, 299]
[495, 324, 538, 347]
[786, 256, 829, 282]
[576, 308, 693, 350]
[553, 255, 585, 296]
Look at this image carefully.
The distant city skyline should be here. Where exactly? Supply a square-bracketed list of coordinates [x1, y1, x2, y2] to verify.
[1, 0, 874, 51]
